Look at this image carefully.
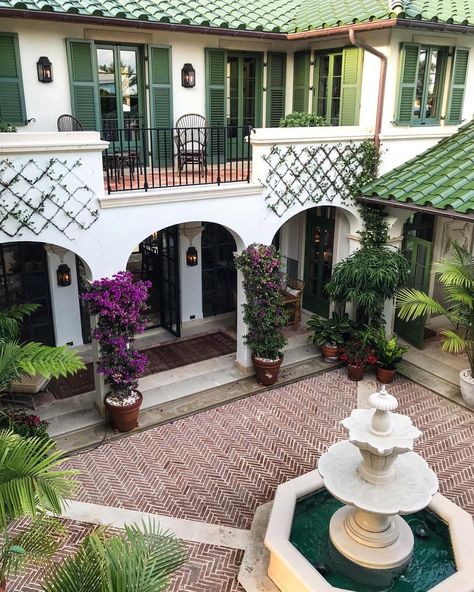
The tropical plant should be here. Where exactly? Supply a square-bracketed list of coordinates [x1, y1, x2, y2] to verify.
[397, 243, 474, 374]
[81, 271, 150, 404]
[42, 519, 186, 592]
[307, 313, 352, 346]
[0, 303, 85, 395]
[326, 207, 409, 328]
[279, 112, 326, 127]
[234, 244, 288, 360]
[371, 330, 409, 369]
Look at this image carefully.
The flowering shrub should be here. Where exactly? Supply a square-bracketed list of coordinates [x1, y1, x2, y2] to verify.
[0, 409, 49, 440]
[340, 337, 377, 368]
[81, 271, 150, 401]
[234, 244, 287, 360]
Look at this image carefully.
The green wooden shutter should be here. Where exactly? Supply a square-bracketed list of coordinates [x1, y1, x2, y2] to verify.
[149, 45, 173, 164]
[66, 40, 100, 131]
[205, 48, 226, 162]
[266, 52, 286, 127]
[340, 47, 363, 125]
[395, 43, 420, 125]
[446, 48, 469, 125]
[292, 51, 310, 112]
[0, 33, 26, 126]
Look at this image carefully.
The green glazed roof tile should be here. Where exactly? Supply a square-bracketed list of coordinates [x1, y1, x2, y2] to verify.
[361, 119, 474, 215]
[0, 0, 473, 32]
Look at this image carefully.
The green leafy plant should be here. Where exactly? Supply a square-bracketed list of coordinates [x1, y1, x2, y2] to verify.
[307, 313, 352, 346]
[279, 112, 326, 127]
[397, 243, 474, 374]
[42, 519, 186, 592]
[0, 409, 49, 441]
[0, 303, 85, 395]
[234, 244, 288, 360]
[0, 121, 17, 133]
[372, 330, 409, 369]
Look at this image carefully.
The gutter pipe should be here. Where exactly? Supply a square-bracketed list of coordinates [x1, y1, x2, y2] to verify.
[348, 28, 387, 148]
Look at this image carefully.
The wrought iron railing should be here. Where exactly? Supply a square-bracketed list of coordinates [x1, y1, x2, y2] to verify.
[101, 125, 253, 193]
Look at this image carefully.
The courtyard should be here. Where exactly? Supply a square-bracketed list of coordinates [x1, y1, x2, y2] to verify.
[9, 368, 474, 591]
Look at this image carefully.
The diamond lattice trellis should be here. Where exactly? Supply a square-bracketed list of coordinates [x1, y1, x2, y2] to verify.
[262, 142, 374, 217]
[0, 157, 99, 239]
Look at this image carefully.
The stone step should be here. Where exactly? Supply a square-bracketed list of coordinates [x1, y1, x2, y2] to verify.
[402, 347, 463, 386]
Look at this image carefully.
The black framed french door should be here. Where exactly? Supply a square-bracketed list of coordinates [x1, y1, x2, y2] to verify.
[158, 225, 181, 337]
[0, 243, 55, 345]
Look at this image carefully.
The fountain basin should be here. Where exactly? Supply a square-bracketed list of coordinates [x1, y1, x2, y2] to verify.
[264, 470, 474, 592]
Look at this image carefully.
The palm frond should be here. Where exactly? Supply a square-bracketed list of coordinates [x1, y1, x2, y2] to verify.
[0, 431, 78, 528]
[437, 329, 468, 355]
[396, 288, 451, 322]
[0, 304, 40, 341]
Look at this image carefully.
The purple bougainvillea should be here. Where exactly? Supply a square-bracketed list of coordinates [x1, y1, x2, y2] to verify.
[81, 271, 151, 400]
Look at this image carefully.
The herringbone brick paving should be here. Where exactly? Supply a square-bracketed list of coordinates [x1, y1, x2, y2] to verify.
[10, 369, 474, 590]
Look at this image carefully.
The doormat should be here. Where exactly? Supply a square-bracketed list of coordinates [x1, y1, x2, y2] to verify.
[47, 331, 236, 400]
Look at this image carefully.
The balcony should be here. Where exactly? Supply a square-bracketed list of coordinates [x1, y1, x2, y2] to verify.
[101, 123, 252, 193]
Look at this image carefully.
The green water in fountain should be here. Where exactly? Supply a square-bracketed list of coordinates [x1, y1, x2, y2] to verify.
[290, 488, 456, 592]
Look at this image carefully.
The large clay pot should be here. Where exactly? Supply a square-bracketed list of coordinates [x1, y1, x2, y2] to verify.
[320, 343, 339, 363]
[347, 364, 365, 382]
[105, 391, 143, 432]
[252, 355, 283, 386]
[376, 366, 396, 384]
[459, 369, 474, 409]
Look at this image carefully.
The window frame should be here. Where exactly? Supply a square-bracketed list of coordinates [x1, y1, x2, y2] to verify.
[313, 49, 344, 126]
[412, 45, 448, 126]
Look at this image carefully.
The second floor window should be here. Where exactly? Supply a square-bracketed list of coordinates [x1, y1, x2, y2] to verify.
[314, 52, 343, 125]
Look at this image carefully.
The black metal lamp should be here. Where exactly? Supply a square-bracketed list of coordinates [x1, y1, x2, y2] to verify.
[57, 263, 71, 286]
[37, 56, 53, 83]
[181, 63, 196, 88]
[186, 246, 198, 266]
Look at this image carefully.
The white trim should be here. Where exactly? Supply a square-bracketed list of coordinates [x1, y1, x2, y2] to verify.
[100, 182, 264, 208]
[0, 131, 108, 154]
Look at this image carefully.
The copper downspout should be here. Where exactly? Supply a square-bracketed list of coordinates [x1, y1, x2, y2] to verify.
[348, 28, 387, 148]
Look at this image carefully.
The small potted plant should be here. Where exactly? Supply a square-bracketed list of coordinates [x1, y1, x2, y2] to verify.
[234, 244, 288, 386]
[372, 330, 409, 384]
[307, 313, 352, 362]
[340, 337, 377, 381]
[82, 271, 150, 432]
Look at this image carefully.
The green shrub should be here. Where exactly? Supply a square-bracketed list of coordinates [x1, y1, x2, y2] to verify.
[0, 121, 17, 133]
[279, 112, 326, 127]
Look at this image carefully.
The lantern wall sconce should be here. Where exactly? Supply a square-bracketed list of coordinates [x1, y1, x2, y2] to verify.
[186, 246, 198, 266]
[181, 63, 196, 88]
[57, 263, 71, 286]
[37, 56, 53, 83]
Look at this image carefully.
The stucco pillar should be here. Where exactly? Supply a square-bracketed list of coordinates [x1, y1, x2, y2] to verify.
[90, 315, 107, 417]
[384, 235, 405, 335]
[179, 223, 204, 322]
[235, 268, 253, 374]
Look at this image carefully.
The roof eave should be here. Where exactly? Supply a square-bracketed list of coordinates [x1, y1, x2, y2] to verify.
[357, 196, 474, 221]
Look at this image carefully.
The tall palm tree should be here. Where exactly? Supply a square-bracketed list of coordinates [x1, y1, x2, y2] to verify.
[396, 243, 474, 373]
[0, 303, 85, 394]
[43, 520, 186, 592]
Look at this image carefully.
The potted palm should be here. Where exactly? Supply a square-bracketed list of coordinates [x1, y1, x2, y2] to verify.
[372, 330, 409, 384]
[307, 313, 352, 362]
[397, 243, 474, 408]
[82, 271, 150, 431]
[234, 244, 288, 386]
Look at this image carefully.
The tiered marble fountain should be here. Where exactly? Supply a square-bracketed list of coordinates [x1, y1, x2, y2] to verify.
[263, 384, 474, 592]
[318, 386, 437, 585]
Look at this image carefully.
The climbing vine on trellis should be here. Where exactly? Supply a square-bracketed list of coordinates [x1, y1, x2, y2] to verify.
[262, 140, 379, 217]
[0, 157, 99, 239]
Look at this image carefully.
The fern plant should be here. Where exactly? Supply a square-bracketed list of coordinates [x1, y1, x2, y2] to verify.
[397, 243, 474, 374]
[43, 520, 186, 592]
[0, 303, 85, 394]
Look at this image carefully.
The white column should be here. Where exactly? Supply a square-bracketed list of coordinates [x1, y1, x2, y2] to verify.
[179, 223, 204, 323]
[235, 268, 253, 374]
[384, 235, 404, 334]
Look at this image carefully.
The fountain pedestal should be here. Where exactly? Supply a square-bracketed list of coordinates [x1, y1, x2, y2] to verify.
[318, 386, 438, 582]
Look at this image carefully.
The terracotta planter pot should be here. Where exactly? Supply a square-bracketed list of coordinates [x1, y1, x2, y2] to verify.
[347, 364, 365, 382]
[105, 391, 143, 432]
[376, 366, 396, 384]
[320, 344, 339, 363]
[460, 369, 474, 409]
[252, 355, 283, 386]
[0, 578, 6, 592]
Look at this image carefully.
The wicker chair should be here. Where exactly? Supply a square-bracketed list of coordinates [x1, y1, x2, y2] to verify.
[175, 113, 208, 173]
[57, 114, 84, 132]
[280, 278, 305, 329]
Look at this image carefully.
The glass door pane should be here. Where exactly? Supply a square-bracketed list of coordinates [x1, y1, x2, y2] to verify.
[98, 48, 117, 132]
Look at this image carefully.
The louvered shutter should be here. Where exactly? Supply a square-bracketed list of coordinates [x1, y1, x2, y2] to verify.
[292, 51, 310, 112]
[205, 48, 226, 162]
[446, 48, 469, 125]
[66, 39, 100, 131]
[395, 44, 420, 125]
[149, 45, 173, 164]
[266, 53, 286, 127]
[0, 33, 26, 126]
[340, 47, 363, 126]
